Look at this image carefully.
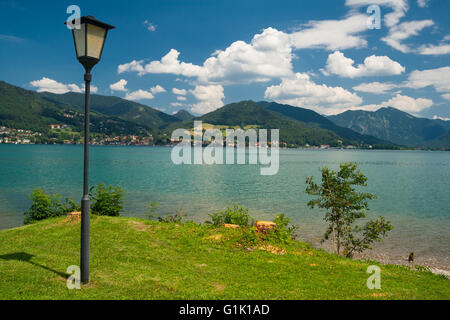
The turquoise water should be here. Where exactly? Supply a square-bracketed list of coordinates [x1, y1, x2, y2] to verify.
[0, 145, 449, 267]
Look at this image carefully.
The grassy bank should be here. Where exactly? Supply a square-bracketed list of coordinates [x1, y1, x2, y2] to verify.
[0, 215, 449, 300]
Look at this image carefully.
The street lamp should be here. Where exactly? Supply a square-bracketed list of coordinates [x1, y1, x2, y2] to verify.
[66, 15, 115, 284]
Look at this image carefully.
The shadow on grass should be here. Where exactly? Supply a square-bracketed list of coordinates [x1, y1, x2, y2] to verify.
[0, 252, 69, 279]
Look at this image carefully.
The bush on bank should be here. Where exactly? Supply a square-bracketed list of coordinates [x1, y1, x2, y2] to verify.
[24, 183, 124, 224]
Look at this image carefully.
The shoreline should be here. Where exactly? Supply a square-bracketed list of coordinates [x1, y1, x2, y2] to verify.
[306, 238, 450, 278]
[1, 143, 449, 152]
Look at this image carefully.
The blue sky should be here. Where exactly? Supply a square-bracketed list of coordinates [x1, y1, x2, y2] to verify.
[1, 0, 449, 119]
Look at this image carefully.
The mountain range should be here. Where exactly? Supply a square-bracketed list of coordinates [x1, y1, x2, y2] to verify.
[329, 107, 450, 148]
[165, 100, 347, 147]
[257, 102, 390, 146]
[0, 80, 449, 149]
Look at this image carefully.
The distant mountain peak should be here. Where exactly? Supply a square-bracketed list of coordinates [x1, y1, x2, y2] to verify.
[173, 109, 194, 121]
[256, 101, 392, 146]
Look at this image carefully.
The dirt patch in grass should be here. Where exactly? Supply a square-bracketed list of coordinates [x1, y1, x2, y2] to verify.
[258, 244, 286, 255]
[128, 221, 151, 232]
[213, 283, 226, 293]
[370, 292, 392, 298]
[357, 292, 392, 298]
[195, 263, 208, 268]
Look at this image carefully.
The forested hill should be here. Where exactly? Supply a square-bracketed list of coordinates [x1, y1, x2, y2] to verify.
[164, 100, 395, 148]
[0, 81, 153, 138]
[39, 91, 179, 132]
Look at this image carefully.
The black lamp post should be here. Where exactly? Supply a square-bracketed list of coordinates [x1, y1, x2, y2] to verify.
[66, 16, 115, 284]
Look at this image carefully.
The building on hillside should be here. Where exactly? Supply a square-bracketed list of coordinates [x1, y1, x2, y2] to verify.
[49, 124, 68, 129]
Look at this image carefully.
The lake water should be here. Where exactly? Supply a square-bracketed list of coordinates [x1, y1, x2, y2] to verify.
[0, 145, 449, 269]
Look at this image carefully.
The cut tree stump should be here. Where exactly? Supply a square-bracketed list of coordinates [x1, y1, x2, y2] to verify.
[256, 221, 277, 233]
[66, 211, 81, 221]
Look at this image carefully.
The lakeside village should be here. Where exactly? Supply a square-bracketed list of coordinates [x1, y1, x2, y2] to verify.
[0, 125, 361, 150]
[0, 125, 154, 146]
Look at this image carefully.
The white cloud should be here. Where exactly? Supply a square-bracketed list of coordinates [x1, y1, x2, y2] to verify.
[433, 115, 450, 121]
[345, 0, 408, 27]
[201, 27, 294, 84]
[353, 81, 398, 94]
[418, 43, 450, 55]
[349, 94, 433, 114]
[120, 10, 414, 85]
[118, 60, 145, 75]
[289, 14, 368, 51]
[144, 20, 157, 32]
[122, 13, 376, 84]
[68, 84, 82, 93]
[172, 88, 187, 95]
[119, 28, 294, 85]
[110, 79, 128, 92]
[114, 3, 441, 115]
[30, 77, 79, 94]
[190, 85, 225, 114]
[30, 77, 97, 94]
[119, 49, 204, 78]
[381, 20, 434, 53]
[323, 51, 405, 78]
[150, 85, 166, 94]
[119, 16, 377, 85]
[405, 66, 450, 93]
[442, 93, 450, 100]
[264, 73, 363, 115]
[379, 94, 433, 113]
[110, 80, 165, 97]
[170, 102, 184, 107]
[144, 49, 205, 77]
[124, 89, 154, 101]
[417, 0, 431, 8]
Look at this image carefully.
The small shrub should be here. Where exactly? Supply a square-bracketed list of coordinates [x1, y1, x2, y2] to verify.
[238, 228, 260, 247]
[146, 202, 185, 223]
[207, 205, 299, 247]
[24, 188, 80, 224]
[158, 212, 185, 223]
[90, 183, 124, 216]
[207, 203, 254, 227]
[161, 207, 186, 223]
[253, 214, 299, 246]
[146, 201, 161, 220]
[271, 213, 299, 243]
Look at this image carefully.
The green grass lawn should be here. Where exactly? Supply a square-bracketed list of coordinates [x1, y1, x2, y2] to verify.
[0, 215, 448, 300]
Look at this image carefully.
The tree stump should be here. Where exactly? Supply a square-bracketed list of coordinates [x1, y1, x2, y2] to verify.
[66, 211, 81, 222]
[256, 221, 277, 233]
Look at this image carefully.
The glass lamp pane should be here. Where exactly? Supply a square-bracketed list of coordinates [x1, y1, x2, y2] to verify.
[86, 24, 106, 59]
[73, 24, 86, 58]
